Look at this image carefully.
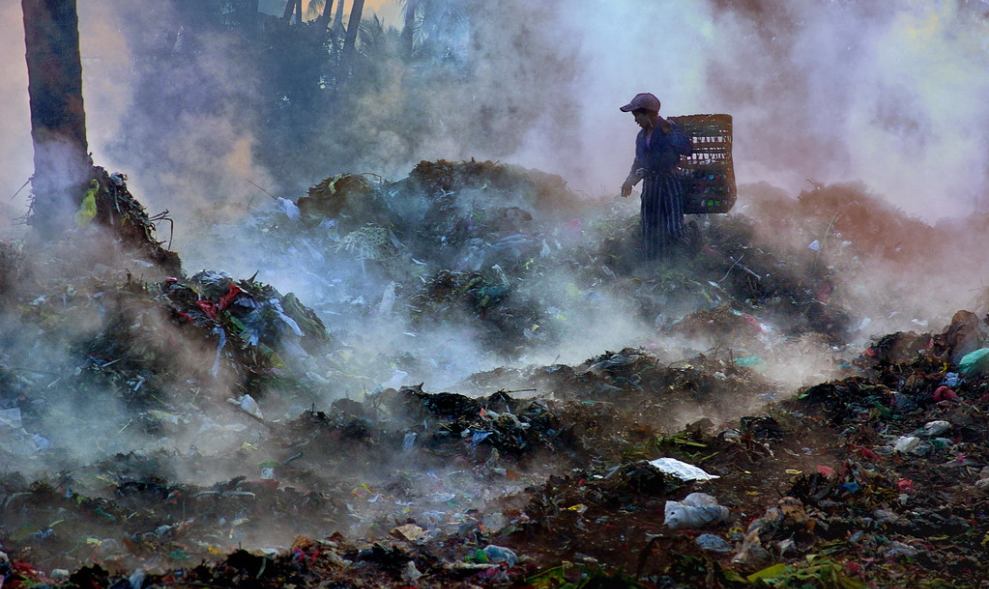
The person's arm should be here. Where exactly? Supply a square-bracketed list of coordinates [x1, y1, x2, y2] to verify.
[621, 132, 644, 197]
[621, 159, 643, 197]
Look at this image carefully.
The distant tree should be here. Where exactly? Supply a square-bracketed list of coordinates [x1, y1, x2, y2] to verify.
[342, 0, 366, 60]
[401, 0, 469, 61]
[334, 0, 346, 28]
[282, 0, 302, 23]
[21, 0, 91, 238]
[310, 0, 335, 27]
[318, 0, 347, 55]
[358, 14, 388, 56]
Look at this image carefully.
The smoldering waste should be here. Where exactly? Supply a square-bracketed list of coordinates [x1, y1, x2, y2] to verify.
[2, 161, 989, 588]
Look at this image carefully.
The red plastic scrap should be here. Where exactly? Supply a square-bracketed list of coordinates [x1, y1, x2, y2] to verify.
[896, 478, 914, 492]
[196, 299, 218, 320]
[172, 310, 195, 323]
[946, 452, 969, 465]
[7, 561, 46, 589]
[741, 313, 763, 333]
[816, 465, 836, 477]
[218, 283, 244, 311]
[844, 560, 864, 577]
[933, 386, 958, 402]
[847, 444, 880, 461]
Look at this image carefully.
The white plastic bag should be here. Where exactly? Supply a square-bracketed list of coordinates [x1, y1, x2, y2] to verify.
[664, 493, 729, 530]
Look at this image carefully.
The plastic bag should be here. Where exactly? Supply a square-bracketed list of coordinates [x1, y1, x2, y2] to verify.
[958, 348, 989, 375]
[664, 493, 729, 530]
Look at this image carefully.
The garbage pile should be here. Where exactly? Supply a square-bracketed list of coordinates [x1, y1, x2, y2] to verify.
[2, 160, 989, 587]
[245, 160, 868, 376]
[0, 259, 332, 476]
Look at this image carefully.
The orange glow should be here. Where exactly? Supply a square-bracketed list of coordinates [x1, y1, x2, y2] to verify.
[302, 0, 396, 17]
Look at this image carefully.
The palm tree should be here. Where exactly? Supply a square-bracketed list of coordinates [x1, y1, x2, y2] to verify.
[282, 0, 302, 23]
[22, 0, 91, 237]
[332, 0, 346, 51]
[358, 14, 390, 59]
[342, 0, 366, 60]
[315, 0, 335, 28]
[400, 0, 469, 60]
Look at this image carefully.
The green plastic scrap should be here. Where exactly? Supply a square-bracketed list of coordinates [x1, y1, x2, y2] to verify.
[958, 348, 989, 376]
[75, 179, 99, 226]
[735, 356, 767, 371]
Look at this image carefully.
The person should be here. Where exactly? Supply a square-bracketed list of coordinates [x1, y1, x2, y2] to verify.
[619, 92, 693, 261]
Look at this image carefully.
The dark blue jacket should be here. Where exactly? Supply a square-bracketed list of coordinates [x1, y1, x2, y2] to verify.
[629, 122, 693, 181]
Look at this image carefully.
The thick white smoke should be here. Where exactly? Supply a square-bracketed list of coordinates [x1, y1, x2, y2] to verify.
[4, 1, 986, 238]
[529, 0, 989, 218]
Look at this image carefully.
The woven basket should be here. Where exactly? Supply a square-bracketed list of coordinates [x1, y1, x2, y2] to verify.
[668, 114, 736, 214]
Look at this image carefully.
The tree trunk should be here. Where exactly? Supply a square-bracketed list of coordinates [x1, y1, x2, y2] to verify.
[401, 0, 419, 55]
[22, 0, 91, 238]
[343, 0, 365, 59]
[249, 0, 260, 30]
[282, 0, 295, 21]
[334, 0, 345, 31]
[332, 0, 346, 51]
[318, 0, 335, 29]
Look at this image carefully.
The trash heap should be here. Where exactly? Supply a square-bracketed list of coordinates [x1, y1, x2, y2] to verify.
[2, 160, 989, 587]
[249, 160, 867, 376]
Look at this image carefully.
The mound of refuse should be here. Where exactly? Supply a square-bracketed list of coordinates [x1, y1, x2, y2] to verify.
[3, 160, 989, 587]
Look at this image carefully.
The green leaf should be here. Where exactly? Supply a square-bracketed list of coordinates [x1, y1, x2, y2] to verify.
[747, 563, 788, 583]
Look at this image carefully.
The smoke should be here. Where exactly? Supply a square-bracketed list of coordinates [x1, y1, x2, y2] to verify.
[0, 2, 32, 238]
[4, 2, 988, 230]
[8, 0, 983, 248]
[546, 0, 989, 218]
[2, 0, 989, 555]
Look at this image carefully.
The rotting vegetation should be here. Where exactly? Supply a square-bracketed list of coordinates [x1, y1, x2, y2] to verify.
[2, 161, 989, 588]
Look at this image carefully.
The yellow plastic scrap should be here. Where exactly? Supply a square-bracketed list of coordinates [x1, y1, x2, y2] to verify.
[75, 179, 99, 226]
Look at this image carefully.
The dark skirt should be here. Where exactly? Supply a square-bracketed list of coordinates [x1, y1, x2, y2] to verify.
[640, 173, 686, 260]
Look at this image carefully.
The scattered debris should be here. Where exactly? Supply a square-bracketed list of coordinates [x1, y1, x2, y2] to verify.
[2, 161, 989, 587]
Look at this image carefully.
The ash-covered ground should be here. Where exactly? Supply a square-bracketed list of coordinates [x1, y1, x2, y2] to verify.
[2, 161, 989, 588]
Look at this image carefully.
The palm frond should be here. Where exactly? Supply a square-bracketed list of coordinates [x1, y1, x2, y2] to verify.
[400, 0, 470, 56]
[358, 14, 388, 58]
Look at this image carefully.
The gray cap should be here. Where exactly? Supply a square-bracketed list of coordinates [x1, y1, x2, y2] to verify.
[620, 92, 661, 113]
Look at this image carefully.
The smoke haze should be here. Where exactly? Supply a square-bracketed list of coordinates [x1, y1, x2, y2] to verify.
[1, 0, 988, 483]
[3, 1, 987, 233]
